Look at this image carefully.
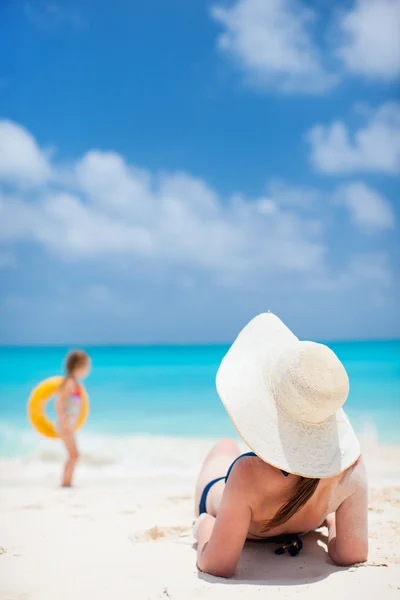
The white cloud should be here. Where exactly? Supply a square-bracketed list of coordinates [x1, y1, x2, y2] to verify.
[210, 0, 336, 94]
[306, 102, 400, 174]
[1, 122, 397, 343]
[1, 121, 396, 299]
[0, 192, 155, 259]
[266, 180, 324, 210]
[75, 151, 153, 217]
[210, 1, 400, 94]
[336, 0, 400, 81]
[0, 120, 51, 186]
[0, 121, 327, 285]
[336, 182, 395, 233]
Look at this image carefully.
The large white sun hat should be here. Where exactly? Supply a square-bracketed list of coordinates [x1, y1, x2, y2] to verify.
[216, 312, 360, 478]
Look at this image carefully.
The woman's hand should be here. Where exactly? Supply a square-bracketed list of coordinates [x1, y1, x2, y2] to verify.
[193, 513, 211, 541]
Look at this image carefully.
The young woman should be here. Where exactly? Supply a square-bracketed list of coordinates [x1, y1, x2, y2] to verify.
[55, 350, 91, 487]
[193, 313, 368, 578]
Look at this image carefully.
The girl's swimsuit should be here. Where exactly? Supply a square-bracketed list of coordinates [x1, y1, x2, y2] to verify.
[62, 384, 82, 428]
[198, 452, 303, 556]
[199, 451, 289, 515]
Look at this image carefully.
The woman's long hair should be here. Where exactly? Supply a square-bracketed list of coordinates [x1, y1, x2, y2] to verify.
[262, 476, 320, 533]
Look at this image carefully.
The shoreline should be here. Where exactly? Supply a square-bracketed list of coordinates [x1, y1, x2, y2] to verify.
[1, 430, 400, 477]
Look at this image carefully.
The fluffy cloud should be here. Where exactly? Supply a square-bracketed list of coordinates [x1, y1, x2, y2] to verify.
[210, 0, 335, 94]
[0, 120, 51, 186]
[0, 120, 396, 303]
[0, 121, 327, 286]
[210, 0, 400, 94]
[1, 121, 397, 342]
[306, 103, 400, 174]
[335, 182, 395, 233]
[336, 0, 400, 81]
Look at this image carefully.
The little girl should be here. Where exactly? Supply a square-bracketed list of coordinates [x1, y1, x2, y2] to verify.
[55, 350, 91, 487]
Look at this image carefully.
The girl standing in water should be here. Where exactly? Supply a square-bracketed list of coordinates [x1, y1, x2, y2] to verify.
[56, 350, 91, 487]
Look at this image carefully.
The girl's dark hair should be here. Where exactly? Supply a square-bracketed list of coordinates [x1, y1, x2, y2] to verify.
[65, 350, 89, 376]
[262, 476, 320, 533]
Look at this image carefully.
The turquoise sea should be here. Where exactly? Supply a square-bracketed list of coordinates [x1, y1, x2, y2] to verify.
[0, 341, 399, 471]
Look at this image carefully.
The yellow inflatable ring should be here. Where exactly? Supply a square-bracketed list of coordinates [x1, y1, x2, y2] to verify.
[27, 376, 89, 438]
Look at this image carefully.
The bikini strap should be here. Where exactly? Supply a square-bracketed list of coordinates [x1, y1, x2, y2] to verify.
[225, 452, 257, 481]
[226, 452, 289, 481]
[225, 452, 289, 481]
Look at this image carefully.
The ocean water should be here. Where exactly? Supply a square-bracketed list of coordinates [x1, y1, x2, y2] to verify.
[0, 342, 399, 476]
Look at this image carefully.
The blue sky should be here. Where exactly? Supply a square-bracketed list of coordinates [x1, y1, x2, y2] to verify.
[0, 0, 399, 344]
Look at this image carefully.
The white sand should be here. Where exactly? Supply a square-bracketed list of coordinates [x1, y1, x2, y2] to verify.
[1, 435, 400, 600]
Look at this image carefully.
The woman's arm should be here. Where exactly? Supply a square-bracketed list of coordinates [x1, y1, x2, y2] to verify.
[194, 513, 216, 555]
[327, 458, 368, 566]
[194, 473, 252, 578]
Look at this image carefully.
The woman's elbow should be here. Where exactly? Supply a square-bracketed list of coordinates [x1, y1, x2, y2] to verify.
[197, 557, 236, 578]
[199, 566, 236, 578]
[330, 546, 368, 567]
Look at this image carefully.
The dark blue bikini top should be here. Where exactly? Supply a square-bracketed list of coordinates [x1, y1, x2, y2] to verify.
[199, 451, 289, 517]
[226, 451, 289, 480]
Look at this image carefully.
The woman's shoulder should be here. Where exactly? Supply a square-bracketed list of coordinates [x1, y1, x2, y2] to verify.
[342, 455, 367, 488]
[228, 453, 286, 492]
[332, 455, 367, 508]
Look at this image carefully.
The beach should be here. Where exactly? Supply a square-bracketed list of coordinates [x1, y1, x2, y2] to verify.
[1, 433, 400, 600]
[2, 0, 399, 595]
[1, 342, 399, 598]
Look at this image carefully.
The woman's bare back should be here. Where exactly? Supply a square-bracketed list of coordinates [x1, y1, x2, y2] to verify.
[222, 453, 367, 540]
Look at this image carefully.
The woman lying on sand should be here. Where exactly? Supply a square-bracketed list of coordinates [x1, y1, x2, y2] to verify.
[193, 313, 368, 578]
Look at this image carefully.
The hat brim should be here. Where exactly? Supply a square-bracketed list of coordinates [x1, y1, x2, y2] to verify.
[216, 313, 360, 479]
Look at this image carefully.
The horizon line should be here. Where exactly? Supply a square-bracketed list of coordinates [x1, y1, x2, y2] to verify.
[1, 337, 399, 349]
